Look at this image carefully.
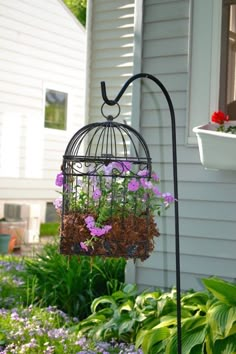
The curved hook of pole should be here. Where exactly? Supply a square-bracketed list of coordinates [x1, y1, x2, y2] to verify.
[101, 73, 182, 354]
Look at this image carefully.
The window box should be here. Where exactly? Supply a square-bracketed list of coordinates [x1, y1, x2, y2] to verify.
[193, 121, 236, 170]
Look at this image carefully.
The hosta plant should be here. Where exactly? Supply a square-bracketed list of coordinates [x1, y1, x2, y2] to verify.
[74, 277, 236, 354]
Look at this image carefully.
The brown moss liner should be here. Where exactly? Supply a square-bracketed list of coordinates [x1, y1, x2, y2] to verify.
[60, 212, 160, 261]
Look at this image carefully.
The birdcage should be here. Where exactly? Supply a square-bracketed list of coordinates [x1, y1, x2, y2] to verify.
[58, 103, 162, 261]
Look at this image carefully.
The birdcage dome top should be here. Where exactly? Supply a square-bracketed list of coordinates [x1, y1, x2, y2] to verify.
[63, 118, 152, 176]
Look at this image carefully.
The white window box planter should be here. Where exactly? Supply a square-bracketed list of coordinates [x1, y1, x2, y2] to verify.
[193, 121, 236, 171]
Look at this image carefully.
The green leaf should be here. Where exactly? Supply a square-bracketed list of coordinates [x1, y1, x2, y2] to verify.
[141, 327, 170, 354]
[208, 303, 236, 339]
[202, 277, 236, 306]
[91, 295, 117, 313]
[212, 334, 236, 354]
[166, 322, 207, 354]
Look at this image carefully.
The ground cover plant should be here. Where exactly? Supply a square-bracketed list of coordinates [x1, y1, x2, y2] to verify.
[1, 251, 235, 353]
[0, 255, 141, 353]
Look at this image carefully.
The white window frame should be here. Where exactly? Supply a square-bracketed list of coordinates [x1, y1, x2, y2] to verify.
[187, 0, 222, 145]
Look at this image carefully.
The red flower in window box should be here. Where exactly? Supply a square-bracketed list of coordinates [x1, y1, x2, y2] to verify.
[211, 111, 229, 125]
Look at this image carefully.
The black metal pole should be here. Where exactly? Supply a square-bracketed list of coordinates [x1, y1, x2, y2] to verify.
[101, 73, 182, 354]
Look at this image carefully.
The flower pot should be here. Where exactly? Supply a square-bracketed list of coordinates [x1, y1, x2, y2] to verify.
[0, 234, 11, 254]
[193, 121, 236, 170]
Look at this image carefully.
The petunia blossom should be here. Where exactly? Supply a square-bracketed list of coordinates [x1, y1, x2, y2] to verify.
[85, 216, 95, 229]
[113, 161, 132, 173]
[162, 192, 175, 205]
[128, 178, 140, 192]
[92, 188, 102, 200]
[55, 172, 64, 187]
[80, 242, 88, 252]
[138, 169, 149, 177]
[152, 186, 161, 196]
[140, 178, 153, 189]
[53, 197, 62, 210]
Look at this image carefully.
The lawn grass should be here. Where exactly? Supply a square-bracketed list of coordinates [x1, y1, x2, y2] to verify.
[39, 222, 60, 237]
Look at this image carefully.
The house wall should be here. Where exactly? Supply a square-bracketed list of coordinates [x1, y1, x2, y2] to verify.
[87, 0, 236, 291]
[134, 0, 236, 291]
[0, 0, 86, 221]
[86, 0, 135, 126]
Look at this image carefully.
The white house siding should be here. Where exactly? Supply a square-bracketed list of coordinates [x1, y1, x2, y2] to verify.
[134, 0, 236, 291]
[86, 0, 135, 127]
[0, 0, 86, 220]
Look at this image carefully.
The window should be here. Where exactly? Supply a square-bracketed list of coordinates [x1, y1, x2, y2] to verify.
[220, 0, 236, 119]
[44, 89, 68, 130]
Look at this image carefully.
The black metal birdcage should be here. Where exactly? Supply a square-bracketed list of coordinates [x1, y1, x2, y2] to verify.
[58, 72, 182, 353]
[60, 101, 161, 261]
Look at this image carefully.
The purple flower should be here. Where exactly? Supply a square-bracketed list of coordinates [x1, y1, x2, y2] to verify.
[152, 172, 159, 181]
[103, 163, 114, 175]
[55, 172, 64, 187]
[103, 225, 112, 233]
[80, 242, 88, 252]
[113, 161, 132, 173]
[84, 216, 95, 229]
[140, 178, 153, 189]
[92, 188, 102, 200]
[162, 192, 175, 204]
[53, 197, 62, 210]
[138, 169, 149, 177]
[90, 227, 105, 237]
[128, 179, 140, 192]
[153, 186, 161, 196]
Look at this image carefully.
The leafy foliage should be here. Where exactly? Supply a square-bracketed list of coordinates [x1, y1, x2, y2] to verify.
[63, 0, 87, 26]
[22, 242, 126, 319]
[75, 277, 236, 354]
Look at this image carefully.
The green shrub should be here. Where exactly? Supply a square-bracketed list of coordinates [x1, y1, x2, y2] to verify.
[23, 242, 126, 319]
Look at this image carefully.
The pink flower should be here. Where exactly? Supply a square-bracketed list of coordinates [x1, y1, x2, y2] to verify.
[128, 179, 140, 192]
[92, 188, 102, 200]
[55, 172, 64, 187]
[80, 242, 88, 252]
